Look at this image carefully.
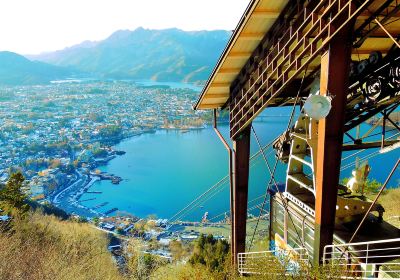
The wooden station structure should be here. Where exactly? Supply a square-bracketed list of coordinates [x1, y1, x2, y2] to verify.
[195, 0, 400, 267]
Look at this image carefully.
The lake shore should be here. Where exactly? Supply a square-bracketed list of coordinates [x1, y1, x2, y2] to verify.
[51, 121, 397, 221]
[51, 126, 208, 218]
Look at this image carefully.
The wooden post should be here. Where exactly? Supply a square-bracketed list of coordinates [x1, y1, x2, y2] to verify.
[232, 125, 251, 266]
[313, 25, 353, 265]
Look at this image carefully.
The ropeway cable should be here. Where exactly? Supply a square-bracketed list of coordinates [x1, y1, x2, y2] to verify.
[247, 65, 310, 253]
[208, 193, 271, 222]
[170, 144, 276, 222]
[171, 149, 276, 222]
[170, 149, 274, 222]
[341, 131, 400, 171]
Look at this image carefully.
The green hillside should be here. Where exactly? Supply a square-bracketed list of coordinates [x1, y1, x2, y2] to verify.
[29, 28, 231, 83]
[0, 51, 76, 85]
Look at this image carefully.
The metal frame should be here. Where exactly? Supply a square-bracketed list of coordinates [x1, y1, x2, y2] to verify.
[232, 125, 251, 264]
[238, 247, 309, 276]
[323, 238, 400, 279]
[354, 0, 400, 48]
[212, 109, 236, 264]
[196, 0, 400, 269]
[229, 0, 372, 139]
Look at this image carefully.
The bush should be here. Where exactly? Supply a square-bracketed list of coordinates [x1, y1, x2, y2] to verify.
[169, 240, 192, 261]
[126, 239, 168, 280]
[189, 234, 230, 272]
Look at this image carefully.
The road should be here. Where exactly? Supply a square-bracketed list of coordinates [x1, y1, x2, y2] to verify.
[52, 170, 103, 217]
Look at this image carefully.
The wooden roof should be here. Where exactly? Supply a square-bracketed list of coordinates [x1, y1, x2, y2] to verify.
[194, 0, 400, 110]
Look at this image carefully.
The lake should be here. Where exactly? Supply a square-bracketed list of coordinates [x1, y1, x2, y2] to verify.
[80, 119, 289, 221]
[79, 112, 399, 221]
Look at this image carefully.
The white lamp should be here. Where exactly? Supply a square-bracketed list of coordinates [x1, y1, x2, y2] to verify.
[303, 92, 332, 120]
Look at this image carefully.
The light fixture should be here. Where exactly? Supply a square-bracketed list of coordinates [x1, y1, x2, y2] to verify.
[303, 92, 332, 120]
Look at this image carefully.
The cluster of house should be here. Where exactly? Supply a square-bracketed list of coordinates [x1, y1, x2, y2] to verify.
[0, 81, 208, 206]
[97, 215, 226, 251]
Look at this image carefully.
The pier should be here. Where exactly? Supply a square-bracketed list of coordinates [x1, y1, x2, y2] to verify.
[93, 202, 109, 209]
[104, 208, 118, 215]
[93, 172, 122, 184]
[80, 198, 96, 202]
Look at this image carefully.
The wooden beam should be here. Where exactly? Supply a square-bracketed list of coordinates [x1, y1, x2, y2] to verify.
[352, 48, 388, 55]
[204, 94, 228, 99]
[232, 125, 251, 266]
[357, 9, 400, 19]
[238, 32, 265, 40]
[210, 82, 230, 87]
[313, 21, 354, 265]
[229, 51, 252, 59]
[229, 0, 370, 139]
[207, 89, 229, 95]
[252, 9, 280, 18]
[367, 30, 400, 38]
[219, 68, 241, 74]
[198, 104, 222, 109]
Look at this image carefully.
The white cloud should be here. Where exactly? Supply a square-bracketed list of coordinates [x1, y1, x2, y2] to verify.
[0, 0, 249, 54]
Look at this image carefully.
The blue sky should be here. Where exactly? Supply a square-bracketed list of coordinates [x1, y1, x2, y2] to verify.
[0, 0, 249, 54]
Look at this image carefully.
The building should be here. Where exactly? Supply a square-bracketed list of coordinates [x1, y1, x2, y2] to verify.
[194, 0, 400, 277]
[101, 223, 116, 231]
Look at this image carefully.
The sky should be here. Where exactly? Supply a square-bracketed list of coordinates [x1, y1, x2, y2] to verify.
[0, 0, 249, 55]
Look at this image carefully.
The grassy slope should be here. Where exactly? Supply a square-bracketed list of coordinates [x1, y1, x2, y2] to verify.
[0, 212, 123, 280]
[183, 220, 268, 241]
[1, 187, 396, 280]
[377, 187, 400, 227]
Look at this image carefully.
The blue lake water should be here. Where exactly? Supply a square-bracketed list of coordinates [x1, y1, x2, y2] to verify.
[50, 78, 203, 91]
[81, 119, 289, 221]
[134, 80, 203, 91]
[80, 113, 399, 221]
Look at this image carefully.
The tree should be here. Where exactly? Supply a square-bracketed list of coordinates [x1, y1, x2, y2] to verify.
[92, 217, 100, 225]
[189, 234, 230, 272]
[0, 172, 29, 213]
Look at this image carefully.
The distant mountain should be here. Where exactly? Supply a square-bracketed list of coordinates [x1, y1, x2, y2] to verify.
[0, 51, 76, 85]
[29, 28, 231, 83]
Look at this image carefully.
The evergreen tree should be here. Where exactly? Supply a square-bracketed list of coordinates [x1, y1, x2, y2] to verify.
[0, 172, 29, 213]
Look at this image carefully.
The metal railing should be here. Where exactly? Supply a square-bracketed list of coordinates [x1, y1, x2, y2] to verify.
[237, 247, 309, 276]
[323, 238, 400, 279]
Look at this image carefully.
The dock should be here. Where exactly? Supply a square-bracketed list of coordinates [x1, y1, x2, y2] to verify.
[93, 202, 109, 209]
[104, 207, 118, 215]
[80, 198, 96, 202]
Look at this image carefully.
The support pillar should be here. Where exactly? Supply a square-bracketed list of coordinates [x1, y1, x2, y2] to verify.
[313, 26, 353, 265]
[232, 125, 251, 266]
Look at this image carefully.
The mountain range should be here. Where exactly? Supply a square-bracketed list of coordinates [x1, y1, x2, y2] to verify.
[0, 51, 77, 85]
[24, 27, 231, 84]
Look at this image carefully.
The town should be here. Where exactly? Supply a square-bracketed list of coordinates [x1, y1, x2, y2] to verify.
[0, 80, 240, 265]
[0, 80, 209, 215]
